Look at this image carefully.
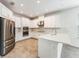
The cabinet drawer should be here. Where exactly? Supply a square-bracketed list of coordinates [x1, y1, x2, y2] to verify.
[5, 39, 15, 46]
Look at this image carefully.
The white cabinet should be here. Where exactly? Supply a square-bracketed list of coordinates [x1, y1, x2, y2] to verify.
[38, 39, 58, 58]
[44, 16, 55, 28]
[30, 14, 61, 28]
[3, 6, 13, 18]
[14, 16, 22, 27]
[0, 3, 13, 19]
[0, 3, 2, 17]
[2, 4, 7, 17]
[38, 39, 51, 58]
[44, 15, 61, 28]
[30, 16, 55, 28]
[22, 17, 30, 27]
[7, 9, 13, 18]
[14, 17, 30, 27]
[50, 42, 58, 57]
[30, 20, 39, 28]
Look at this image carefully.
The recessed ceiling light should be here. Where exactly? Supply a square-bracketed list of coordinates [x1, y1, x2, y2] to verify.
[20, 4, 24, 7]
[36, 0, 40, 4]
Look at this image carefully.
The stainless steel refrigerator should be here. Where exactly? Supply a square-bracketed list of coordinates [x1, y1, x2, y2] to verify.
[0, 17, 15, 56]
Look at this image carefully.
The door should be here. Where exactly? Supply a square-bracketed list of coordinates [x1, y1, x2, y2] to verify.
[5, 20, 10, 41]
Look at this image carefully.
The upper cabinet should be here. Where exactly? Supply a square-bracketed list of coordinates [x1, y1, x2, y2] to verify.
[13, 16, 30, 27]
[13, 15, 22, 27]
[44, 16, 56, 28]
[30, 15, 61, 28]
[0, 3, 13, 19]
[30, 19, 39, 28]
[0, 3, 2, 17]
[22, 17, 30, 27]
[44, 15, 61, 28]
[2, 4, 8, 17]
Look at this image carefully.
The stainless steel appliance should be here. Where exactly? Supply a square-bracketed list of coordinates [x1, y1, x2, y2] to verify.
[0, 17, 15, 56]
[23, 27, 29, 36]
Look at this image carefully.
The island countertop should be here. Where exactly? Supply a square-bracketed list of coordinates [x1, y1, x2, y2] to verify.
[29, 28, 79, 48]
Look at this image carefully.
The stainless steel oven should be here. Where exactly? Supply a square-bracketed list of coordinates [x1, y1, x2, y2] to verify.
[23, 27, 29, 36]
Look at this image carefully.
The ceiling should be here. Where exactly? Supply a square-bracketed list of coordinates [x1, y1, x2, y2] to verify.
[1, 0, 79, 19]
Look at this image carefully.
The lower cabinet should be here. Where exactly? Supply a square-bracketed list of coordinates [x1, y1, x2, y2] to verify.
[38, 38, 79, 58]
[38, 39, 58, 58]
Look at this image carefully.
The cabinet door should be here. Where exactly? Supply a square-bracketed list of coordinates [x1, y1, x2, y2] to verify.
[44, 15, 61, 28]
[7, 9, 13, 18]
[22, 17, 30, 27]
[44, 16, 56, 28]
[50, 41, 58, 58]
[29, 20, 39, 28]
[0, 3, 13, 19]
[2, 4, 7, 18]
[38, 39, 51, 58]
[14, 16, 21, 27]
[0, 3, 2, 17]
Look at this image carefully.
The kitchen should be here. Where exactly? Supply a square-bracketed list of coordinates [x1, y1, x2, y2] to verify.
[0, 0, 79, 58]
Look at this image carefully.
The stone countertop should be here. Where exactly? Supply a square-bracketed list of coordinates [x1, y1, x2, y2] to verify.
[29, 28, 71, 44]
[29, 29, 79, 48]
[38, 33, 71, 45]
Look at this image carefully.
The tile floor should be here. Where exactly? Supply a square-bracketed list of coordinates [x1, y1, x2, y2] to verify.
[3, 38, 38, 58]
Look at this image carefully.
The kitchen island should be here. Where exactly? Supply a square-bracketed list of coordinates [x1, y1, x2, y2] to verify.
[38, 33, 71, 58]
[29, 28, 79, 58]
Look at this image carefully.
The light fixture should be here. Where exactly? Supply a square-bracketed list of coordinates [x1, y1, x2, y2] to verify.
[36, 0, 40, 4]
[20, 3, 24, 7]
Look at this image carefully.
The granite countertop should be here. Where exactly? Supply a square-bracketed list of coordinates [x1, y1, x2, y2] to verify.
[29, 28, 79, 48]
[38, 33, 79, 48]
[30, 29, 71, 44]
[38, 33, 71, 44]
[30, 31, 79, 48]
